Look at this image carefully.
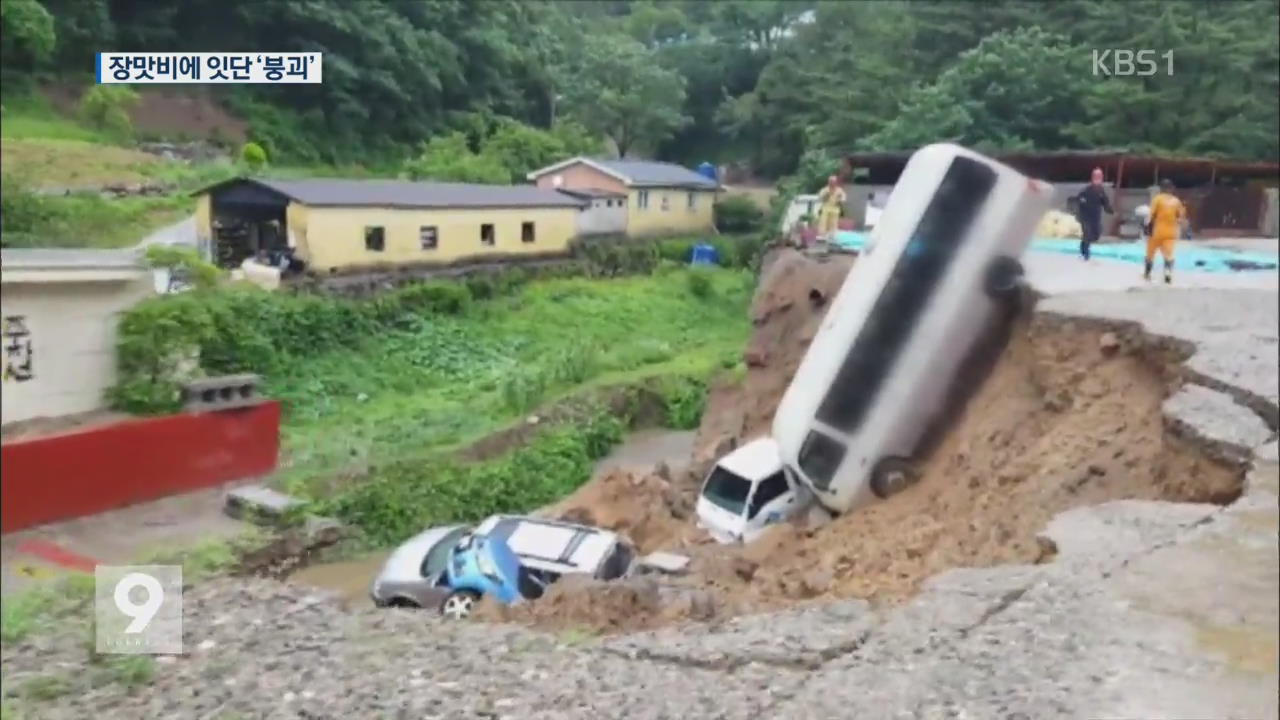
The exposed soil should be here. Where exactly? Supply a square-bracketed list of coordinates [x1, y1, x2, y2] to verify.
[43, 85, 249, 144]
[489, 248, 1245, 635]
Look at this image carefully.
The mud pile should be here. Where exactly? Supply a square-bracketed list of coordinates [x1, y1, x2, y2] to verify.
[492, 248, 1244, 635]
[540, 467, 703, 554]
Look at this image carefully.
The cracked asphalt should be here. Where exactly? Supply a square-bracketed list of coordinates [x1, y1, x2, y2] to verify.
[2, 260, 1277, 719]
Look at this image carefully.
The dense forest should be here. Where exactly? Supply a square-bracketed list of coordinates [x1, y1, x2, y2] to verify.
[3, 0, 1278, 177]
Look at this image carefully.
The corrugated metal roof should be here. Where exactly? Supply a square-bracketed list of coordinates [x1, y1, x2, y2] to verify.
[197, 177, 588, 209]
[590, 159, 719, 189]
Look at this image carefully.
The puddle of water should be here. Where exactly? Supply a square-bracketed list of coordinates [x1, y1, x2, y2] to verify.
[294, 429, 697, 602]
[290, 552, 388, 605]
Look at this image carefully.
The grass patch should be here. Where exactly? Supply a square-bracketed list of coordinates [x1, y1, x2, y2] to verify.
[267, 269, 752, 497]
[14, 674, 71, 702]
[0, 574, 95, 645]
[0, 188, 193, 249]
[139, 529, 270, 582]
[0, 138, 166, 188]
[0, 94, 111, 144]
[91, 656, 155, 691]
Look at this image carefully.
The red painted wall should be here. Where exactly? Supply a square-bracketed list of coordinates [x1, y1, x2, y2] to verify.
[1, 401, 280, 534]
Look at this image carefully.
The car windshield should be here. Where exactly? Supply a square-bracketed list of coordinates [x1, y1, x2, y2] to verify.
[701, 466, 752, 515]
[420, 527, 470, 578]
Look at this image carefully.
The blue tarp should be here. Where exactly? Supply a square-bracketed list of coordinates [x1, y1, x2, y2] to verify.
[831, 231, 1278, 274]
[691, 243, 720, 266]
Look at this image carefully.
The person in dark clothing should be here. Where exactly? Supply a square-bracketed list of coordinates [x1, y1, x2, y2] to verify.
[1074, 167, 1114, 261]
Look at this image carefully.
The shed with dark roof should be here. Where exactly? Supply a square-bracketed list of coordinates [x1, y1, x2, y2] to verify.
[192, 177, 589, 273]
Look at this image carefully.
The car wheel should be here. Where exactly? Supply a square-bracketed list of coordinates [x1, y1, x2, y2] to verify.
[440, 590, 480, 620]
[984, 256, 1025, 300]
[869, 457, 918, 499]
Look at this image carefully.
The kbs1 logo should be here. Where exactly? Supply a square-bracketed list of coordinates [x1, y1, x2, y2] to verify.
[1092, 49, 1175, 77]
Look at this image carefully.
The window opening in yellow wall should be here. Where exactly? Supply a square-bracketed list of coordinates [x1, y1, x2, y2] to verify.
[687, 192, 696, 210]
[420, 226, 438, 250]
[638, 190, 650, 209]
[481, 224, 495, 246]
[364, 226, 385, 252]
[660, 194, 670, 212]
[521, 222, 536, 243]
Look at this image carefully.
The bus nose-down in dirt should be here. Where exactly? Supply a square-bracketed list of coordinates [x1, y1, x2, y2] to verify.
[771, 143, 1054, 516]
[695, 437, 812, 543]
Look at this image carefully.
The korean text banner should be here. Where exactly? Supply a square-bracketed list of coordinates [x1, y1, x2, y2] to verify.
[96, 53, 322, 84]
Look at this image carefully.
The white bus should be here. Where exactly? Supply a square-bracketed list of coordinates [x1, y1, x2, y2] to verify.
[771, 143, 1053, 514]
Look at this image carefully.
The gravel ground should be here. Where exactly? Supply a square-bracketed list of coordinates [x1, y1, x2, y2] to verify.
[2, 287, 1276, 719]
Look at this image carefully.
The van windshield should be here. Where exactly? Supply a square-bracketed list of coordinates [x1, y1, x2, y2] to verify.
[701, 466, 752, 515]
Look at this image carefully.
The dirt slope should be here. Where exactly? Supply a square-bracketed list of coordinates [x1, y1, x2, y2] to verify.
[487, 249, 1243, 634]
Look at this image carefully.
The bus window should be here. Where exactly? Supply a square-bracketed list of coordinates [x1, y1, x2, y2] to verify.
[815, 156, 996, 436]
[798, 430, 847, 490]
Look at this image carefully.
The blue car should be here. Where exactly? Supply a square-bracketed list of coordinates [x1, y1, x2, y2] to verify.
[439, 532, 526, 619]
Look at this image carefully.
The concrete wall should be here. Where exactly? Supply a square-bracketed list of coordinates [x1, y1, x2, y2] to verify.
[626, 188, 717, 237]
[299, 205, 580, 272]
[1, 256, 156, 425]
[575, 197, 629, 236]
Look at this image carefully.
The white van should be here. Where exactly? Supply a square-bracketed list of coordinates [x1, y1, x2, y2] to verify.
[772, 143, 1053, 514]
[695, 437, 811, 543]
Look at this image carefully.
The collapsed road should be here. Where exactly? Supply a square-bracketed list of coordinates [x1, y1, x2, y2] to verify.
[2, 248, 1276, 720]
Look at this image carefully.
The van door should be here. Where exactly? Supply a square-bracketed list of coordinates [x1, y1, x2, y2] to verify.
[744, 470, 796, 535]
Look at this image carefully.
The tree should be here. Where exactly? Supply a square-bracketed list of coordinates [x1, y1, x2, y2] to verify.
[861, 27, 1090, 152]
[403, 133, 509, 185]
[479, 118, 570, 183]
[1, 0, 56, 70]
[77, 85, 139, 139]
[556, 34, 690, 157]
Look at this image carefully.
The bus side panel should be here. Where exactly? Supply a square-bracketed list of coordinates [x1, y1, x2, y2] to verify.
[771, 148, 951, 469]
[826, 155, 1052, 513]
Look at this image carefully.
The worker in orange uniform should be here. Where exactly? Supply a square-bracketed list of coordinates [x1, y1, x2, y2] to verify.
[816, 175, 846, 241]
[1145, 178, 1187, 284]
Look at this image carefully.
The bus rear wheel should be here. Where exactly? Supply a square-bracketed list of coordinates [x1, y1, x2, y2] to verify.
[984, 257, 1025, 300]
[870, 457, 919, 499]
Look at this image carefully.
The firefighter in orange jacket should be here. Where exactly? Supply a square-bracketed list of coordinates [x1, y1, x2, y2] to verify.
[1145, 178, 1187, 284]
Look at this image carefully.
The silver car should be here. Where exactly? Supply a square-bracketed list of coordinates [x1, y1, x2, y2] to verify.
[370, 524, 469, 609]
[370, 514, 636, 617]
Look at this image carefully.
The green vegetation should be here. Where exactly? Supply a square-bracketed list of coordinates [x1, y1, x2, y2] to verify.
[76, 85, 138, 141]
[0, 574, 94, 644]
[239, 141, 267, 170]
[314, 407, 627, 545]
[714, 195, 766, 235]
[403, 118, 605, 185]
[0, 179, 192, 249]
[112, 264, 752, 504]
[143, 245, 223, 290]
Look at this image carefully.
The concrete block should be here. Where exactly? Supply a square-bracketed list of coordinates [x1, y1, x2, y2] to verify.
[225, 484, 304, 524]
[182, 374, 263, 413]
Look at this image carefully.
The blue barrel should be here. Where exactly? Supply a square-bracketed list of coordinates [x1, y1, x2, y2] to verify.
[691, 243, 719, 266]
[696, 162, 717, 182]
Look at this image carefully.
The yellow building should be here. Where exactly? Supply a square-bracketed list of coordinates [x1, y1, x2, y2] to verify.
[527, 157, 720, 238]
[193, 178, 586, 273]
